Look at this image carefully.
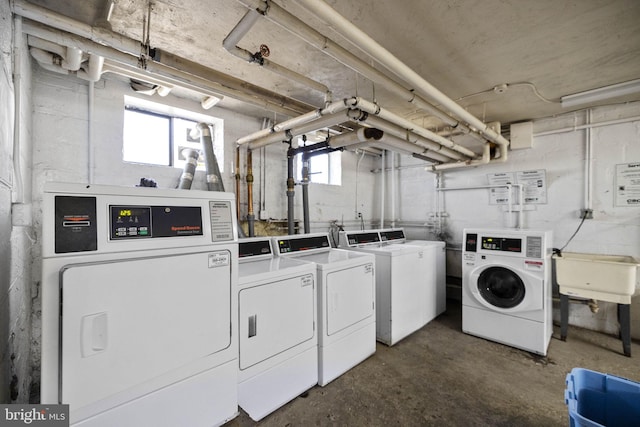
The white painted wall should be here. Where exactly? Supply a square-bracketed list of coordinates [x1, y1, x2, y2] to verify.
[392, 103, 640, 339]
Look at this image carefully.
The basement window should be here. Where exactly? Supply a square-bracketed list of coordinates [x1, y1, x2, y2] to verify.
[295, 137, 342, 186]
[122, 96, 224, 171]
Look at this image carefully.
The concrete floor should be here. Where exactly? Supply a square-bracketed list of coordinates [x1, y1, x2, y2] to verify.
[227, 299, 640, 426]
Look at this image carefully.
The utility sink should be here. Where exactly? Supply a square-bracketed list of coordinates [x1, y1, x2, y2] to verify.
[554, 252, 640, 304]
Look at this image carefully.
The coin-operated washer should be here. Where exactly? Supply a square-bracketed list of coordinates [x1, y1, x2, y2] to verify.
[237, 237, 318, 421]
[338, 230, 429, 345]
[462, 228, 553, 356]
[381, 229, 447, 320]
[40, 183, 239, 427]
[273, 233, 376, 386]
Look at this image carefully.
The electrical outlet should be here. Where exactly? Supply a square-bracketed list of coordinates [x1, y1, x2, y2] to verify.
[580, 209, 593, 219]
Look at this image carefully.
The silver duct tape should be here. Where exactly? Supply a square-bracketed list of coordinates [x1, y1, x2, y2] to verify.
[181, 172, 194, 180]
[207, 174, 219, 183]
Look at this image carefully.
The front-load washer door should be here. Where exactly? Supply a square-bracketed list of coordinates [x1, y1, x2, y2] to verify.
[239, 273, 315, 370]
[326, 263, 375, 336]
[60, 250, 232, 412]
[468, 264, 543, 313]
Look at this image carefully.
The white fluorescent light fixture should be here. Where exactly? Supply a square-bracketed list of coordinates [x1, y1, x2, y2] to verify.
[561, 78, 640, 108]
[201, 95, 223, 109]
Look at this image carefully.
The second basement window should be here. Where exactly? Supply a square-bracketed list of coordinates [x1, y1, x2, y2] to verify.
[295, 138, 342, 186]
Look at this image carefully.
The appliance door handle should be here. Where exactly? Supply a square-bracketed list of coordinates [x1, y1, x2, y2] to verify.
[81, 312, 108, 357]
[248, 314, 257, 338]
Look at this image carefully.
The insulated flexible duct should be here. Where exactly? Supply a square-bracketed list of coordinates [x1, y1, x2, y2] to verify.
[178, 148, 199, 189]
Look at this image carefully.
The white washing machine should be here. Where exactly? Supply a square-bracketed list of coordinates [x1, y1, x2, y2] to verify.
[273, 233, 376, 386]
[384, 229, 448, 318]
[237, 237, 318, 421]
[338, 230, 428, 346]
[41, 183, 239, 427]
[462, 228, 553, 356]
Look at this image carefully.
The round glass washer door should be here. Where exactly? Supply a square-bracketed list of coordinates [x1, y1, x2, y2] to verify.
[477, 266, 525, 309]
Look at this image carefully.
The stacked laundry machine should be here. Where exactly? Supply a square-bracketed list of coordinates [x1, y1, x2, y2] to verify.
[462, 228, 553, 356]
[41, 183, 239, 426]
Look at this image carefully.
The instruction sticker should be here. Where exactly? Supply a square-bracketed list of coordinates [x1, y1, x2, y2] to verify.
[208, 252, 230, 268]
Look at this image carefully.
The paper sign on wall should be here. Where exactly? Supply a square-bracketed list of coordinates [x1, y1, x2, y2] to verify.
[487, 170, 547, 205]
[615, 162, 640, 207]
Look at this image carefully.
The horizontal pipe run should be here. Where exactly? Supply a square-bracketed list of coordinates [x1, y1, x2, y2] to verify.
[223, 7, 330, 94]
[363, 116, 466, 161]
[244, 0, 470, 132]
[22, 20, 314, 117]
[246, 111, 350, 150]
[350, 97, 476, 158]
[295, 0, 510, 150]
[328, 127, 383, 148]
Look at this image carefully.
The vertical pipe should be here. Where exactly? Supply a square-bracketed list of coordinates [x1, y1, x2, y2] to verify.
[301, 151, 310, 233]
[235, 146, 241, 221]
[390, 151, 396, 228]
[585, 109, 593, 211]
[246, 149, 255, 236]
[380, 150, 385, 229]
[88, 81, 94, 183]
[178, 148, 199, 189]
[286, 144, 296, 234]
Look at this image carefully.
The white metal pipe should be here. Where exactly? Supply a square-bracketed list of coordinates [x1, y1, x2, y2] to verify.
[62, 46, 82, 70]
[88, 80, 94, 184]
[391, 151, 396, 228]
[223, 8, 262, 53]
[351, 97, 477, 158]
[380, 150, 385, 229]
[77, 54, 104, 82]
[223, 7, 330, 95]
[533, 115, 640, 137]
[243, 0, 470, 132]
[21, 20, 314, 117]
[364, 116, 465, 161]
[585, 109, 593, 211]
[14, 0, 141, 55]
[237, 99, 350, 145]
[247, 111, 349, 150]
[13, 16, 25, 203]
[328, 127, 384, 148]
[295, 0, 510, 150]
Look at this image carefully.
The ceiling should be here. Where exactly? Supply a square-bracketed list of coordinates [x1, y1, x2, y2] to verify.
[20, 0, 640, 132]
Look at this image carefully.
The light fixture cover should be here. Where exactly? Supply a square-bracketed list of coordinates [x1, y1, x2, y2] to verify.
[201, 95, 222, 109]
[561, 79, 640, 108]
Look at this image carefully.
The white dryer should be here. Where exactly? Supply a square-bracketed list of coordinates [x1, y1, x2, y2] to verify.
[381, 229, 447, 320]
[41, 183, 239, 427]
[462, 228, 553, 356]
[273, 233, 376, 386]
[338, 230, 428, 346]
[237, 237, 318, 421]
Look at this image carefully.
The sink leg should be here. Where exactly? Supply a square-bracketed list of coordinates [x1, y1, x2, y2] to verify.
[560, 294, 569, 341]
[618, 304, 631, 357]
